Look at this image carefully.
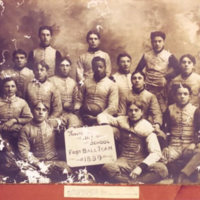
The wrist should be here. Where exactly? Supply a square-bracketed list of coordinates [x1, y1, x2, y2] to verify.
[79, 80, 84, 86]
[153, 123, 161, 130]
[138, 162, 148, 173]
[154, 123, 160, 127]
[15, 118, 18, 123]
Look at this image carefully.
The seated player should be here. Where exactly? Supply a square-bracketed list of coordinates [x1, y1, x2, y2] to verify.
[50, 57, 82, 128]
[119, 71, 162, 132]
[0, 76, 32, 152]
[78, 56, 118, 126]
[169, 54, 200, 106]
[0, 49, 34, 98]
[162, 84, 200, 183]
[18, 101, 71, 182]
[98, 100, 168, 184]
[26, 61, 62, 118]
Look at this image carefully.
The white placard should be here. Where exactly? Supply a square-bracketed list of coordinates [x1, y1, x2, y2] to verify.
[64, 125, 117, 167]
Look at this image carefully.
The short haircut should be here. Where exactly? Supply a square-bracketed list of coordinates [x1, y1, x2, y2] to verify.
[91, 56, 106, 68]
[1, 77, 17, 87]
[33, 60, 49, 71]
[180, 54, 196, 65]
[32, 101, 49, 113]
[12, 49, 27, 59]
[59, 56, 72, 66]
[174, 83, 192, 95]
[86, 30, 101, 42]
[0, 77, 17, 96]
[150, 31, 166, 40]
[131, 70, 146, 80]
[127, 99, 144, 111]
[117, 53, 132, 66]
[38, 25, 53, 36]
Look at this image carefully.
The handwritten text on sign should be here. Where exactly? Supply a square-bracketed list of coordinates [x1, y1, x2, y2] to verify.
[64, 125, 117, 167]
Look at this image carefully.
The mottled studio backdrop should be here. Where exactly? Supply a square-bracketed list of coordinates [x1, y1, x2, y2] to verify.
[0, 0, 200, 76]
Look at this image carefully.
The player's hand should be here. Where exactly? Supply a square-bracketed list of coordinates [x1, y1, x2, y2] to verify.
[162, 147, 170, 159]
[130, 166, 142, 179]
[9, 124, 22, 132]
[153, 123, 160, 132]
[119, 162, 131, 174]
[4, 119, 17, 128]
[183, 143, 196, 155]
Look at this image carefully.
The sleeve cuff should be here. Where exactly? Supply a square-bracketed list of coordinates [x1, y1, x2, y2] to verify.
[138, 162, 148, 173]
[157, 136, 168, 149]
[79, 80, 84, 86]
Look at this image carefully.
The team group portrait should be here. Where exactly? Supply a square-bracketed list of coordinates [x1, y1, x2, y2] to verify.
[0, 0, 200, 184]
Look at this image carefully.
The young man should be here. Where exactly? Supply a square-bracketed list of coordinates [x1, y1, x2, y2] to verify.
[98, 100, 168, 183]
[110, 53, 132, 112]
[26, 61, 62, 118]
[136, 31, 179, 112]
[162, 84, 200, 183]
[78, 56, 118, 125]
[76, 30, 111, 86]
[50, 56, 82, 128]
[0, 49, 34, 98]
[28, 26, 62, 77]
[119, 71, 162, 128]
[18, 101, 71, 182]
[169, 54, 200, 106]
[0, 77, 32, 152]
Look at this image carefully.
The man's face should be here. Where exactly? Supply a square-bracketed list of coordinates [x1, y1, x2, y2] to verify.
[118, 56, 131, 74]
[181, 57, 194, 76]
[131, 73, 145, 90]
[13, 53, 27, 69]
[33, 102, 48, 123]
[176, 87, 190, 106]
[3, 80, 17, 97]
[151, 36, 165, 53]
[128, 104, 143, 123]
[39, 29, 52, 47]
[88, 34, 100, 49]
[93, 60, 106, 80]
[34, 64, 48, 82]
[59, 59, 71, 77]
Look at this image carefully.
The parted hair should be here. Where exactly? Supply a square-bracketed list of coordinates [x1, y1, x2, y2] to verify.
[117, 53, 132, 66]
[180, 54, 196, 65]
[38, 25, 53, 36]
[174, 83, 192, 95]
[59, 56, 72, 66]
[32, 101, 50, 112]
[86, 30, 101, 42]
[127, 99, 144, 111]
[12, 49, 27, 59]
[150, 31, 166, 40]
[0, 77, 18, 97]
[33, 60, 49, 71]
[131, 70, 146, 80]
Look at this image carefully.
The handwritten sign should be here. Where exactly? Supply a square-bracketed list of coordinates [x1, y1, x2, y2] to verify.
[64, 125, 117, 167]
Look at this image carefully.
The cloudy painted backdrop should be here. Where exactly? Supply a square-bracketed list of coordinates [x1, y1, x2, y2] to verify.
[0, 0, 200, 75]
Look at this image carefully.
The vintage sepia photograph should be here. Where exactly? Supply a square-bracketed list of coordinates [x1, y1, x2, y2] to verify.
[0, 0, 200, 186]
